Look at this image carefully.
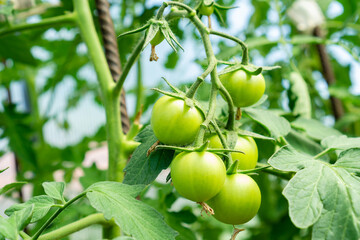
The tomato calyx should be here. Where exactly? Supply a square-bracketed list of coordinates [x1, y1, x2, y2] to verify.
[226, 159, 239, 175]
[151, 77, 206, 118]
[118, 18, 183, 62]
[218, 62, 281, 77]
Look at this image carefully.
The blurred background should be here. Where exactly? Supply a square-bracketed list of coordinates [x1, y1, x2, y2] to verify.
[0, 0, 359, 239]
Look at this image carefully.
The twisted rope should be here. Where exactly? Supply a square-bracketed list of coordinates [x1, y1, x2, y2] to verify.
[95, 0, 130, 133]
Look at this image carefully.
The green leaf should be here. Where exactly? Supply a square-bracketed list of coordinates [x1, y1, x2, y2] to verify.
[291, 118, 342, 141]
[5, 195, 54, 223]
[0, 104, 37, 167]
[124, 126, 174, 185]
[86, 182, 177, 240]
[269, 147, 360, 239]
[287, 72, 311, 119]
[42, 182, 66, 203]
[0, 182, 26, 195]
[0, 35, 37, 65]
[0, 167, 8, 174]
[244, 108, 291, 139]
[321, 135, 360, 151]
[0, 216, 17, 240]
[268, 146, 314, 172]
[8, 204, 33, 230]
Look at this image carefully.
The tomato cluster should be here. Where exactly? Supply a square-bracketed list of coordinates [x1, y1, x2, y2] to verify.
[150, 67, 264, 226]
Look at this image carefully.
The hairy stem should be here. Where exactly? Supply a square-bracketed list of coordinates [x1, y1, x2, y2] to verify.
[74, 0, 126, 182]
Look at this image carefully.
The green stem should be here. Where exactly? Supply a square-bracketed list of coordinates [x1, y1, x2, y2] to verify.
[194, 83, 218, 147]
[29, 214, 109, 240]
[210, 121, 233, 168]
[219, 82, 235, 130]
[186, 59, 216, 98]
[314, 148, 332, 159]
[210, 30, 249, 65]
[135, 59, 143, 114]
[0, 13, 76, 38]
[31, 193, 87, 240]
[73, 0, 126, 182]
[114, 36, 146, 97]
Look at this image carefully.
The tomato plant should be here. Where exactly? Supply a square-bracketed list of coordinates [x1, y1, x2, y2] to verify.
[208, 134, 258, 170]
[1, 0, 359, 240]
[220, 69, 265, 108]
[207, 173, 261, 225]
[170, 151, 226, 202]
[151, 95, 204, 145]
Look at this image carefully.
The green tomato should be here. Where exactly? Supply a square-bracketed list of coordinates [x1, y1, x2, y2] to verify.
[150, 30, 164, 46]
[208, 134, 258, 170]
[220, 69, 265, 107]
[207, 173, 261, 225]
[151, 96, 204, 146]
[171, 151, 226, 202]
[199, 3, 214, 16]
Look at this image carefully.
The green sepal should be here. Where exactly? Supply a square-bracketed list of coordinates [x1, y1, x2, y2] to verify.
[161, 77, 181, 93]
[213, 7, 226, 26]
[160, 21, 184, 52]
[237, 165, 271, 174]
[143, 23, 161, 50]
[226, 160, 239, 175]
[117, 23, 150, 38]
[226, 130, 238, 149]
[218, 62, 281, 76]
[156, 144, 244, 154]
[214, 3, 238, 10]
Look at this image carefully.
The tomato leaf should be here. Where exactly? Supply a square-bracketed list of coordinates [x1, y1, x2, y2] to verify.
[124, 126, 174, 185]
[0, 216, 17, 240]
[269, 146, 360, 239]
[321, 135, 360, 151]
[287, 72, 311, 119]
[291, 118, 342, 141]
[0, 182, 27, 195]
[86, 182, 177, 240]
[5, 195, 54, 223]
[42, 182, 66, 203]
[244, 108, 291, 139]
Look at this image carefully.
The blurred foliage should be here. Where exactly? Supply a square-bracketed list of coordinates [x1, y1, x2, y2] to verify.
[0, 0, 359, 239]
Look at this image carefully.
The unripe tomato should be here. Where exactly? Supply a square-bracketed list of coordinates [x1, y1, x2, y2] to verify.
[151, 96, 204, 145]
[208, 134, 258, 170]
[220, 70, 265, 107]
[150, 30, 164, 46]
[170, 151, 226, 202]
[199, 3, 214, 16]
[207, 174, 261, 225]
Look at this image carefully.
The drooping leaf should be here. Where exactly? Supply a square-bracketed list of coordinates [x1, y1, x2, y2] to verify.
[0, 182, 26, 195]
[291, 118, 342, 141]
[244, 108, 291, 139]
[287, 72, 311, 119]
[42, 182, 66, 203]
[5, 195, 54, 223]
[269, 147, 360, 239]
[86, 182, 177, 240]
[321, 135, 360, 151]
[124, 126, 174, 185]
